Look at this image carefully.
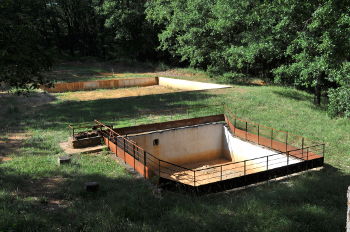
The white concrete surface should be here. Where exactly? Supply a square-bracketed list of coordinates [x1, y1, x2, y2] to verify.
[127, 123, 301, 171]
[158, 77, 231, 91]
[223, 126, 301, 170]
[128, 123, 230, 165]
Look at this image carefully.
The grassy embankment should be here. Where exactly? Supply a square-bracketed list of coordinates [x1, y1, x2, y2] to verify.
[0, 62, 349, 231]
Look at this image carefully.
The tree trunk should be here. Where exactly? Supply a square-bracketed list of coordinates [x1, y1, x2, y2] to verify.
[314, 73, 323, 105]
[314, 85, 321, 105]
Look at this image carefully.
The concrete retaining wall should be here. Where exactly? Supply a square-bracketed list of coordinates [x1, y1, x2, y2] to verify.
[42, 77, 158, 93]
[158, 77, 230, 91]
[222, 126, 301, 172]
[42, 76, 231, 93]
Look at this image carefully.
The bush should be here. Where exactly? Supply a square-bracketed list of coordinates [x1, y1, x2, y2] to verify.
[328, 87, 350, 118]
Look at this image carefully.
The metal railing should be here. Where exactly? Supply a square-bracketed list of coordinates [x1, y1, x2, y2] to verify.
[94, 120, 196, 185]
[93, 111, 325, 187]
[223, 106, 322, 154]
[69, 104, 325, 187]
[68, 104, 224, 138]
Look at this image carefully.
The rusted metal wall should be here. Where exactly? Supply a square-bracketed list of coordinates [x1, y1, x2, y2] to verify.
[42, 77, 158, 93]
[103, 136, 151, 178]
[116, 114, 225, 135]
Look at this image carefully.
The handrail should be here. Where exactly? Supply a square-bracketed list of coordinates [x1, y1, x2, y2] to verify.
[224, 109, 319, 144]
[67, 105, 325, 187]
[194, 144, 324, 172]
[94, 119, 194, 173]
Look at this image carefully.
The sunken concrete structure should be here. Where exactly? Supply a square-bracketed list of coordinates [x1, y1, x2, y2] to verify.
[90, 110, 324, 193]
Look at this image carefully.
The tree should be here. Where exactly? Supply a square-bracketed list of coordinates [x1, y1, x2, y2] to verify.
[97, 0, 159, 59]
[273, 0, 350, 105]
[0, 0, 52, 91]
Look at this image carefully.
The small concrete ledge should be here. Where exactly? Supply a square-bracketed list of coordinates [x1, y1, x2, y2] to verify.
[59, 142, 106, 155]
[85, 182, 99, 192]
[58, 156, 71, 165]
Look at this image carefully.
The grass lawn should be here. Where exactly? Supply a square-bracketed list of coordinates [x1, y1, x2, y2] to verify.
[0, 63, 349, 231]
[45, 60, 211, 83]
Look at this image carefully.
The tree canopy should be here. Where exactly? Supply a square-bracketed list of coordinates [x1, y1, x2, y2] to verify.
[1, 0, 350, 116]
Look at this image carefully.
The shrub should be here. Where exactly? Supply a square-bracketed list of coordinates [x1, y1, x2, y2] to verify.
[328, 87, 350, 118]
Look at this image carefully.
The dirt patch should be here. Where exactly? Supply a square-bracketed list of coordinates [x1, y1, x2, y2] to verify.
[0, 156, 12, 162]
[15, 176, 71, 211]
[56, 86, 182, 101]
[0, 132, 30, 157]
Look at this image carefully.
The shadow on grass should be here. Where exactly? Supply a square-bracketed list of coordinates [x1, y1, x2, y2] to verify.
[273, 89, 311, 102]
[47, 60, 163, 83]
[273, 89, 330, 114]
[28, 91, 220, 131]
[216, 75, 268, 87]
[1, 158, 349, 232]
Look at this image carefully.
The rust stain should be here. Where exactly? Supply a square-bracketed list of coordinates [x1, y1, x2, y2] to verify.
[41, 77, 158, 93]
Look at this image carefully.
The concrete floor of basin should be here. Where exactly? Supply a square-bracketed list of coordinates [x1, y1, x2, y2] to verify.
[160, 153, 303, 186]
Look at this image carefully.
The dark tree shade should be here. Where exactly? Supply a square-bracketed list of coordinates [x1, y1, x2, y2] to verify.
[0, 0, 52, 91]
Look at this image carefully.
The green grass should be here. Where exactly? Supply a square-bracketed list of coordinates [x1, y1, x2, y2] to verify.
[0, 68, 349, 231]
[45, 61, 211, 83]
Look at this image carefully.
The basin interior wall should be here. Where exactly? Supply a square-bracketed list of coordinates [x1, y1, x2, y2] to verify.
[126, 122, 302, 171]
[127, 122, 232, 167]
[223, 126, 301, 173]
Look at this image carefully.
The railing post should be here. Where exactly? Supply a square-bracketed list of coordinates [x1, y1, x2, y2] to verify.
[323, 144, 325, 158]
[144, 151, 147, 179]
[287, 151, 289, 165]
[194, 170, 196, 187]
[133, 144, 136, 171]
[72, 128, 74, 138]
[266, 156, 269, 170]
[115, 136, 118, 156]
[257, 125, 260, 145]
[245, 121, 248, 140]
[271, 129, 273, 148]
[220, 166, 223, 181]
[123, 138, 126, 164]
[285, 132, 288, 152]
[234, 118, 237, 134]
[301, 137, 304, 158]
[107, 131, 110, 148]
[244, 160, 246, 176]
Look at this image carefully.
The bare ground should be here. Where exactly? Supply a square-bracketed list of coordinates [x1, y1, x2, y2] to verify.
[0, 92, 55, 159]
[13, 176, 71, 211]
[56, 86, 182, 101]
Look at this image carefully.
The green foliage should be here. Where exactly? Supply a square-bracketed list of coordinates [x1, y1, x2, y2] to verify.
[97, 0, 158, 58]
[146, 0, 350, 114]
[0, 0, 52, 91]
[328, 87, 350, 118]
[273, 0, 350, 104]
[146, 0, 296, 76]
